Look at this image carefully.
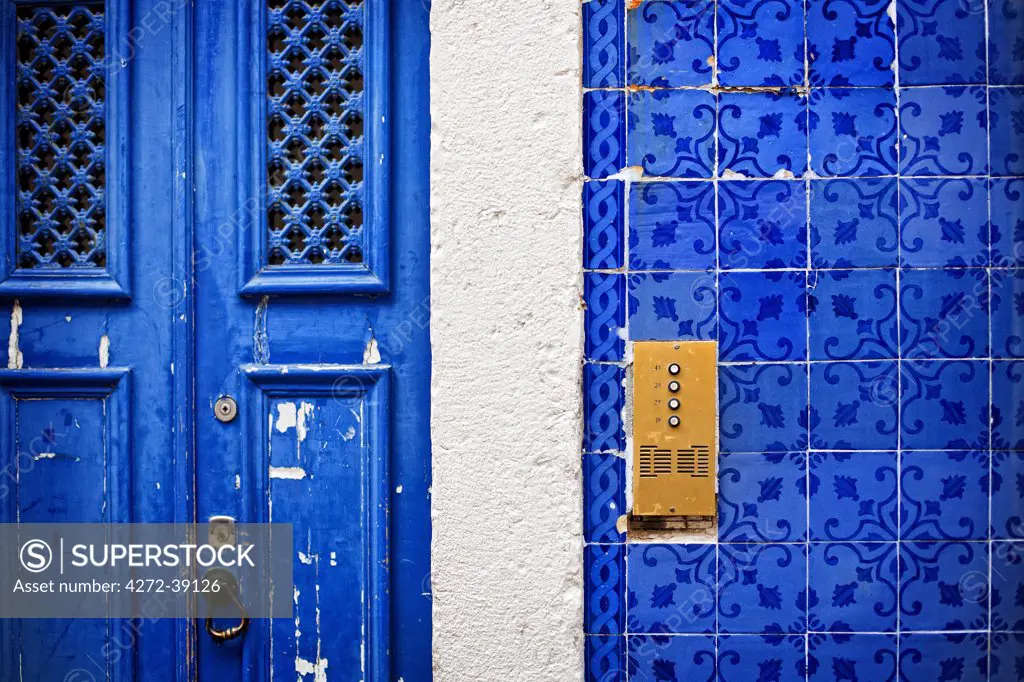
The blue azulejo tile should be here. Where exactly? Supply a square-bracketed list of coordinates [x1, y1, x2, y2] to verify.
[900, 541, 990, 631]
[899, 178, 988, 267]
[718, 92, 808, 178]
[718, 452, 808, 542]
[901, 360, 989, 450]
[717, 0, 804, 87]
[807, 0, 895, 86]
[718, 180, 808, 270]
[719, 363, 809, 453]
[993, 361, 1024, 450]
[900, 450, 990, 541]
[900, 268, 990, 360]
[810, 178, 899, 268]
[896, 0, 986, 85]
[628, 271, 717, 341]
[992, 178, 1024, 269]
[899, 86, 988, 176]
[584, 453, 626, 544]
[627, 0, 715, 87]
[992, 541, 1024, 631]
[990, 87, 1024, 177]
[899, 633, 989, 682]
[993, 452, 1024, 538]
[586, 90, 627, 180]
[809, 451, 899, 541]
[990, 632, 1024, 682]
[579, 281, 621, 356]
[584, 180, 625, 270]
[584, 0, 625, 88]
[586, 273, 626, 362]
[808, 634, 897, 681]
[627, 543, 716, 634]
[586, 544, 626, 635]
[808, 88, 898, 177]
[587, 635, 627, 682]
[718, 634, 806, 682]
[629, 181, 715, 271]
[808, 269, 898, 361]
[719, 271, 808, 362]
[990, 0, 1024, 84]
[993, 453, 1024, 541]
[718, 543, 808, 634]
[628, 634, 716, 682]
[809, 362, 899, 450]
[808, 542, 899, 632]
[584, 363, 625, 453]
[628, 89, 716, 178]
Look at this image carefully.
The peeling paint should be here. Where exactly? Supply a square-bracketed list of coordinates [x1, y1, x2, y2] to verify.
[275, 403, 297, 432]
[296, 401, 314, 443]
[363, 334, 381, 364]
[295, 656, 329, 681]
[99, 334, 110, 368]
[298, 551, 313, 565]
[8, 301, 23, 369]
[234, 475, 241, 490]
[395, 484, 403, 494]
[341, 425, 356, 441]
[254, 295, 270, 364]
[269, 466, 307, 480]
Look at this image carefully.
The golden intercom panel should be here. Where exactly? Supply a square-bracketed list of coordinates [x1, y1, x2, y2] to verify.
[632, 341, 717, 518]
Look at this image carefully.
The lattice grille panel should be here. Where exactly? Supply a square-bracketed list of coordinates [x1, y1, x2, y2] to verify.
[266, 0, 365, 266]
[15, 4, 107, 270]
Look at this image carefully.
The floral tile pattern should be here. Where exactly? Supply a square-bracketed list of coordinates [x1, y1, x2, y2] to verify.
[582, 0, 1024, 675]
[629, 181, 716, 271]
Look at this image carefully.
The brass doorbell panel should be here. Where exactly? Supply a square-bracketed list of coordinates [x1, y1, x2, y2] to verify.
[632, 341, 717, 518]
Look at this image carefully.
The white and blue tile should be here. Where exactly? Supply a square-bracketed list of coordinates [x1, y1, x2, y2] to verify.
[583, 180, 625, 271]
[586, 272, 626, 362]
[899, 541, 989, 631]
[583, 0, 625, 88]
[717, 92, 808, 178]
[585, 90, 627, 180]
[583, 363, 625, 453]
[809, 361, 899, 450]
[810, 178, 899, 268]
[809, 451, 899, 541]
[718, 180, 808, 270]
[627, 89, 716, 178]
[808, 542, 899, 632]
[627, 543, 716, 634]
[719, 363, 809, 453]
[719, 271, 808, 362]
[808, 268, 899, 361]
[900, 450, 990, 541]
[718, 451, 808, 543]
[808, 87, 898, 177]
[718, 543, 808, 634]
[587, 634, 627, 682]
[989, 0, 1024, 85]
[584, 453, 626, 544]
[900, 360, 989, 450]
[899, 86, 988, 176]
[628, 271, 717, 341]
[629, 181, 716, 271]
[991, 633, 1024, 682]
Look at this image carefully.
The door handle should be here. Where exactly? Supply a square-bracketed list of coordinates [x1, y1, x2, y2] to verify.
[203, 516, 249, 643]
[203, 566, 250, 643]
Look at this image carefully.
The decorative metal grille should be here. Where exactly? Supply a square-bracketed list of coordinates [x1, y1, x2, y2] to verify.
[266, 0, 365, 266]
[15, 4, 107, 270]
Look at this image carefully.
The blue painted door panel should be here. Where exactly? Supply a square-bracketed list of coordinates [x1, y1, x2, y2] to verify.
[0, 0, 431, 679]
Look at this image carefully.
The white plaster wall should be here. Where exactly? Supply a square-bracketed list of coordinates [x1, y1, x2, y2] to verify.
[429, 1, 584, 679]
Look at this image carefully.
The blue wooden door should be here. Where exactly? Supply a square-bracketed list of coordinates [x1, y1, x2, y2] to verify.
[0, 0, 431, 679]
